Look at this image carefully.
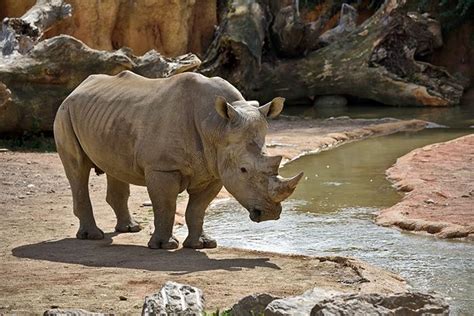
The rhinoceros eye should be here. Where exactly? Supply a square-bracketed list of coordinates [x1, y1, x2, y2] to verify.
[240, 167, 248, 173]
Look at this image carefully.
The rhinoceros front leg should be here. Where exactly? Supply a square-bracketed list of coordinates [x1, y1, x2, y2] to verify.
[183, 180, 223, 249]
[145, 170, 181, 249]
[106, 174, 142, 233]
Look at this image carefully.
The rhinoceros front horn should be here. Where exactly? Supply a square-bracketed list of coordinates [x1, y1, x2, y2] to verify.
[269, 172, 304, 203]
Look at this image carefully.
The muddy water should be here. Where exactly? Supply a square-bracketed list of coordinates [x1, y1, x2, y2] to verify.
[177, 128, 473, 314]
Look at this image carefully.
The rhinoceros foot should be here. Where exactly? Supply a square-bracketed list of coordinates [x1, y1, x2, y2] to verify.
[148, 235, 179, 250]
[115, 219, 142, 233]
[183, 234, 217, 249]
[76, 225, 104, 240]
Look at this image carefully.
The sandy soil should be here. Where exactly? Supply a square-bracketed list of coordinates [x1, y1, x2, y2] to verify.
[0, 117, 421, 313]
[376, 134, 474, 239]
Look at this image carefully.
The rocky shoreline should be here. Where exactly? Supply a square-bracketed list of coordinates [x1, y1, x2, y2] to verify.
[376, 134, 474, 239]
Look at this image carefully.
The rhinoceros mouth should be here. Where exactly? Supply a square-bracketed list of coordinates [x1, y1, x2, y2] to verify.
[249, 208, 281, 222]
[249, 208, 263, 222]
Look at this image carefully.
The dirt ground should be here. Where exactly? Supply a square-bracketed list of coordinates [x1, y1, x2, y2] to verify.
[376, 134, 474, 239]
[0, 117, 420, 313]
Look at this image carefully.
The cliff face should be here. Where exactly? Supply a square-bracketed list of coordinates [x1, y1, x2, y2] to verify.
[431, 22, 474, 104]
[0, 0, 217, 57]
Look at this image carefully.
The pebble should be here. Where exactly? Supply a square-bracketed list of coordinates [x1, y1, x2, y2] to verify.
[119, 296, 128, 301]
[424, 199, 435, 204]
[434, 191, 448, 198]
[0, 148, 8, 152]
[142, 201, 153, 207]
[27, 184, 35, 188]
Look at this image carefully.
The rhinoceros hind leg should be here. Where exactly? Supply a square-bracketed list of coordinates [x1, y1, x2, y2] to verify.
[55, 109, 103, 240]
[145, 171, 181, 249]
[106, 174, 142, 233]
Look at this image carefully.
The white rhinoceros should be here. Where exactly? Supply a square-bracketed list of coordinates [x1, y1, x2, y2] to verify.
[54, 71, 303, 249]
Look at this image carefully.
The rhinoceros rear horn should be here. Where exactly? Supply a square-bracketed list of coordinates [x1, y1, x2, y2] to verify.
[215, 96, 240, 121]
[269, 172, 304, 202]
[264, 155, 283, 174]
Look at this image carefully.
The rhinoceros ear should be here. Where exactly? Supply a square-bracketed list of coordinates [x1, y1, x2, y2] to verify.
[259, 97, 285, 118]
[215, 96, 239, 121]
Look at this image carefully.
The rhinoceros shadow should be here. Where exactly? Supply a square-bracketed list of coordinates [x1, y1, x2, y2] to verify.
[11, 233, 281, 274]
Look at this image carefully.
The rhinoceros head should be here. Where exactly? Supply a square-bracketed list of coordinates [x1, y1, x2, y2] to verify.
[214, 96, 303, 222]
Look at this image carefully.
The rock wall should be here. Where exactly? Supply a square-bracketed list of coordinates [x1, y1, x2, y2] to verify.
[0, 0, 217, 57]
[431, 22, 474, 104]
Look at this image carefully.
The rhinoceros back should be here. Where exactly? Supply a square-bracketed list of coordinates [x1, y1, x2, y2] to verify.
[54, 71, 243, 185]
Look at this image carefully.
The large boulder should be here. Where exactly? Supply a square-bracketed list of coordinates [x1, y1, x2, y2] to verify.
[265, 287, 342, 316]
[310, 292, 449, 315]
[231, 293, 280, 316]
[264, 288, 449, 316]
[0, 35, 200, 133]
[142, 281, 204, 316]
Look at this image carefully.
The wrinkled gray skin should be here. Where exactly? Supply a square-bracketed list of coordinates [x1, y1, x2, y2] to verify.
[54, 71, 303, 249]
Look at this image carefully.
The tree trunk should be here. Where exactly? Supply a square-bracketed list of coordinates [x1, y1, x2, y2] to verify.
[0, 0, 72, 55]
[0, 35, 200, 133]
[202, 0, 464, 106]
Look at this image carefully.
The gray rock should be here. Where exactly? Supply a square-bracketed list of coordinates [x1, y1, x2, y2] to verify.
[265, 288, 449, 316]
[43, 309, 106, 316]
[231, 293, 280, 316]
[265, 287, 342, 316]
[142, 281, 204, 316]
[310, 292, 449, 315]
